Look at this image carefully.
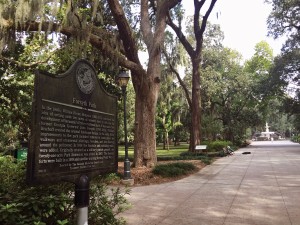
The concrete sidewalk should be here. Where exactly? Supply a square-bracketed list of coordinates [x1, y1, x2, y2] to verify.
[120, 140, 300, 225]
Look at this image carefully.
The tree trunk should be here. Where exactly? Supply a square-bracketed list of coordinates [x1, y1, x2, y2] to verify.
[223, 115, 234, 142]
[133, 75, 159, 167]
[162, 114, 169, 150]
[163, 130, 166, 150]
[166, 131, 170, 151]
[132, 0, 180, 167]
[189, 60, 202, 151]
[162, 114, 166, 150]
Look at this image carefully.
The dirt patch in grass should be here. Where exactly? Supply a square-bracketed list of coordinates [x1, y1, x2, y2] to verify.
[117, 160, 206, 186]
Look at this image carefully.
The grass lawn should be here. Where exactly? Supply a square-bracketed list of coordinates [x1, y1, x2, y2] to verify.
[118, 143, 189, 159]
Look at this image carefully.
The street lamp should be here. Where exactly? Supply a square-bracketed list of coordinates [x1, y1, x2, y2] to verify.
[117, 70, 131, 180]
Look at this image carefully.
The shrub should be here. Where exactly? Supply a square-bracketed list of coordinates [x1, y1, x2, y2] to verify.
[152, 162, 197, 178]
[0, 156, 130, 225]
[178, 152, 213, 164]
[291, 135, 300, 143]
[200, 156, 213, 165]
[207, 140, 232, 152]
[89, 178, 131, 225]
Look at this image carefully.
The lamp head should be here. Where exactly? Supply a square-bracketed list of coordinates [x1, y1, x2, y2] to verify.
[117, 70, 130, 88]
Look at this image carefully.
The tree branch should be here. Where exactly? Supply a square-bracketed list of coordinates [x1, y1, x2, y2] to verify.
[166, 14, 194, 57]
[0, 53, 53, 69]
[194, 0, 206, 40]
[142, 0, 181, 56]
[162, 48, 192, 108]
[107, 0, 141, 64]
[141, 0, 154, 50]
[195, 0, 218, 52]
[1, 20, 144, 74]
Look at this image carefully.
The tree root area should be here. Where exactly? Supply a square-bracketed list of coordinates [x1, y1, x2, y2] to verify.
[117, 160, 206, 186]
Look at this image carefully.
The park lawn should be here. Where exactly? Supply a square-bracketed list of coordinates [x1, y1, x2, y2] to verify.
[118, 143, 189, 159]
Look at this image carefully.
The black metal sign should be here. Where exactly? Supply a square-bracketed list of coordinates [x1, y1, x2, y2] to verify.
[27, 59, 118, 184]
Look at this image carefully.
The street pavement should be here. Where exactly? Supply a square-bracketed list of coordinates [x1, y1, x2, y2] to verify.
[119, 140, 300, 225]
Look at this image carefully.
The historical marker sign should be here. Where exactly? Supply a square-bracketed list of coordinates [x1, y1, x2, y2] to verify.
[27, 59, 118, 184]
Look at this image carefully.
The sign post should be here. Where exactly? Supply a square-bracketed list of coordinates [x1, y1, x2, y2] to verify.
[75, 175, 89, 225]
[27, 59, 118, 224]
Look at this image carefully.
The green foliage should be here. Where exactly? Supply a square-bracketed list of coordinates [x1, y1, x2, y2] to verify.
[0, 66, 34, 151]
[152, 162, 197, 178]
[245, 41, 273, 77]
[207, 140, 232, 152]
[102, 173, 122, 184]
[119, 144, 216, 164]
[291, 135, 300, 143]
[267, 0, 300, 133]
[156, 65, 188, 147]
[0, 156, 130, 225]
[270, 52, 300, 132]
[178, 152, 213, 164]
[117, 81, 135, 144]
[201, 46, 263, 142]
[0, 156, 72, 225]
[0, 33, 56, 151]
[200, 157, 213, 165]
[89, 178, 130, 225]
[267, 0, 300, 40]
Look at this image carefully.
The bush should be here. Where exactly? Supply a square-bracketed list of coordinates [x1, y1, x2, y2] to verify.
[89, 178, 131, 225]
[0, 156, 130, 225]
[152, 162, 197, 178]
[200, 156, 213, 165]
[177, 152, 213, 164]
[207, 140, 232, 152]
[291, 135, 300, 143]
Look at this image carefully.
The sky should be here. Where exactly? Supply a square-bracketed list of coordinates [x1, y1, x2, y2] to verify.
[183, 0, 286, 61]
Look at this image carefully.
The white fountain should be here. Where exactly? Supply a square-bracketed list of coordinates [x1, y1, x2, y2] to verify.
[260, 122, 275, 140]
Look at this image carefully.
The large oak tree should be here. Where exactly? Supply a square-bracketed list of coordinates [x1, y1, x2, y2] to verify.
[0, 0, 180, 167]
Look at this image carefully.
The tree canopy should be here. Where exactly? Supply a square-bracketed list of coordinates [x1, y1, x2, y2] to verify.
[0, 0, 298, 162]
[266, 0, 300, 132]
[0, 0, 183, 168]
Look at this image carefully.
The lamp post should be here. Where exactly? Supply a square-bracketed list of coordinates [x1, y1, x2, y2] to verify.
[117, 71, 131, 180]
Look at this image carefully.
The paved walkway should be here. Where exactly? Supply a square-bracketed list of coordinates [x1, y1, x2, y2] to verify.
[120, 140, 300, 225]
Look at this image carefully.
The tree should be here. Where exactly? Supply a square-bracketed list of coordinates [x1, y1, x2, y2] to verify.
[0, 0, 182, 167]
[245, 41, 274, 77]
[283, 93, 300, 133]
[158, 30, 191, 147]
[0, 34, 56, 151]
[268, 0, 300, 90]
[156, 70, 174, 150]
[244, 41, 276, 119]
[156, 62, 188, 148]
[266, 0, 300, 43]
[267, 0, 300, 130]
[163, 16, 226, 144]
[167, 0, 218, 151]
[201, 47, 262, 143]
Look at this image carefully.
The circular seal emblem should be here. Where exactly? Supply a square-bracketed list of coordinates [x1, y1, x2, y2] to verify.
[76, 64, 95, 94]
